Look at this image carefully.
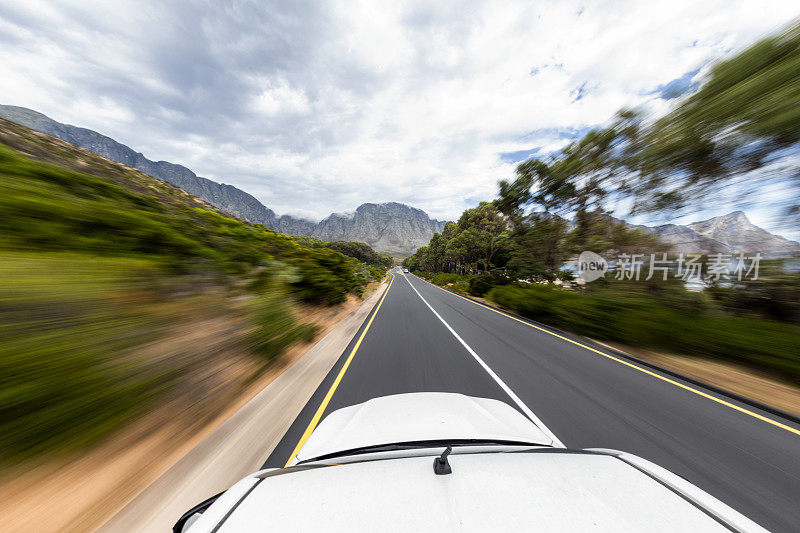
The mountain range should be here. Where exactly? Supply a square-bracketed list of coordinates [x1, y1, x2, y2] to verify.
[0, 105, 444, 256]
[1, 104, 797, 258]
[628, 211, 800, 258]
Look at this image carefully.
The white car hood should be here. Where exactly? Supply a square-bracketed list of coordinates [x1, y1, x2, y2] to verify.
[198, 452, 762, 532]
[295, 392, 553, 462]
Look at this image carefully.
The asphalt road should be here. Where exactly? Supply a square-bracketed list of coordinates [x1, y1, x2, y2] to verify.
[264, 269, 800, 532]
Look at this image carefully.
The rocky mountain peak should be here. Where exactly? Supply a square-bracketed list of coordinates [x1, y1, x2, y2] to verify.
[689, 210, 750, 234]
[640, 211, 799, 257]
[311, 202, 446, 256]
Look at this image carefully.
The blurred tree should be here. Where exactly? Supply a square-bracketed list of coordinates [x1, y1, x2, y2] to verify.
[629, 23, 800, 219]
[497, 22, 800, 224]
[409, 20, 800, 281]
[506, 214, 570, 280]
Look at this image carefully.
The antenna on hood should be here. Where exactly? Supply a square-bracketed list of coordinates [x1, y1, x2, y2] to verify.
[433, 445, 452, 475]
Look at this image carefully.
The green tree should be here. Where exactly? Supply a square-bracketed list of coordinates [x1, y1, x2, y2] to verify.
[455, 202, 508, 272]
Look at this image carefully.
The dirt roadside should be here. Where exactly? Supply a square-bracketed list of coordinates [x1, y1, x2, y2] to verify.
[2, 280, 387, 533]
[96, 280, 388, 532]
[594, 341, 800, 418]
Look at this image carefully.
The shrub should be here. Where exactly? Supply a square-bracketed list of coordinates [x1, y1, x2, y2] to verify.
[421, 272, 465, 285]
[0, 254, 176, 461]
[368, 265, 387, 281]
[248, 292, 318, 362]
[287, 248, 363, 304]
[0, 136, 373, 462]
[487, 284, 800, 384]
[0, 143, 371, 302]
[325, 241, 394, 267]
[468, 273, 509, 297]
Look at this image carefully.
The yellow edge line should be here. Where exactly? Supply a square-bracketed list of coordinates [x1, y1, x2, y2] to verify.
[416, 276, 800, 438]
[283, 274, 395, 467]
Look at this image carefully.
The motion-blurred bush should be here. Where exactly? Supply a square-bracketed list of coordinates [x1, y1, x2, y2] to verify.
[488, 283, 800, 384]
[0, 123, 384, 463]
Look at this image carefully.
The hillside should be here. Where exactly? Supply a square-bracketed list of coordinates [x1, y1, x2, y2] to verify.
[0, 105, 447, 255]
[0, 117, 388, 463]
[0, 105, 281, 227]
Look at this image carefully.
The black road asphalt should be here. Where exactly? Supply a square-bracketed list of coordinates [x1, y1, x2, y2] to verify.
[264, 270, 800, 532]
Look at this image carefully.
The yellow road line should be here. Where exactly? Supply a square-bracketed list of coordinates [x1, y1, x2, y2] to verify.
[283, 275, 395, 467]
[415, 276, 800, 438]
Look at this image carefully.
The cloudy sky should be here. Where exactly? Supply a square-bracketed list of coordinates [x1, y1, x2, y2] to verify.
[0, 0, 798, 229]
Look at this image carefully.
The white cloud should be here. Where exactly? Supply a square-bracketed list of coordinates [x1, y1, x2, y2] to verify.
[253, 79, 311, 115]
[0, 0, 798, 226]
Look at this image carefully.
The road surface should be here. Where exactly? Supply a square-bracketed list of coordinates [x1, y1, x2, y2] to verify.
[264, 269, 800, 532]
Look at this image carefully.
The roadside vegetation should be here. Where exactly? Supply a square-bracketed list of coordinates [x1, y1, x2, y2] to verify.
[406, 24, 800, 385]
[488, 281, 800, 383]
[292, 236, 394, 285]
[0, 120, 387, 463]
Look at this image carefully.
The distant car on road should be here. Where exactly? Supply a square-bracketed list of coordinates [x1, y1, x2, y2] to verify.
[175, 392, 766, 532]
[403, 268, 409, 273]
